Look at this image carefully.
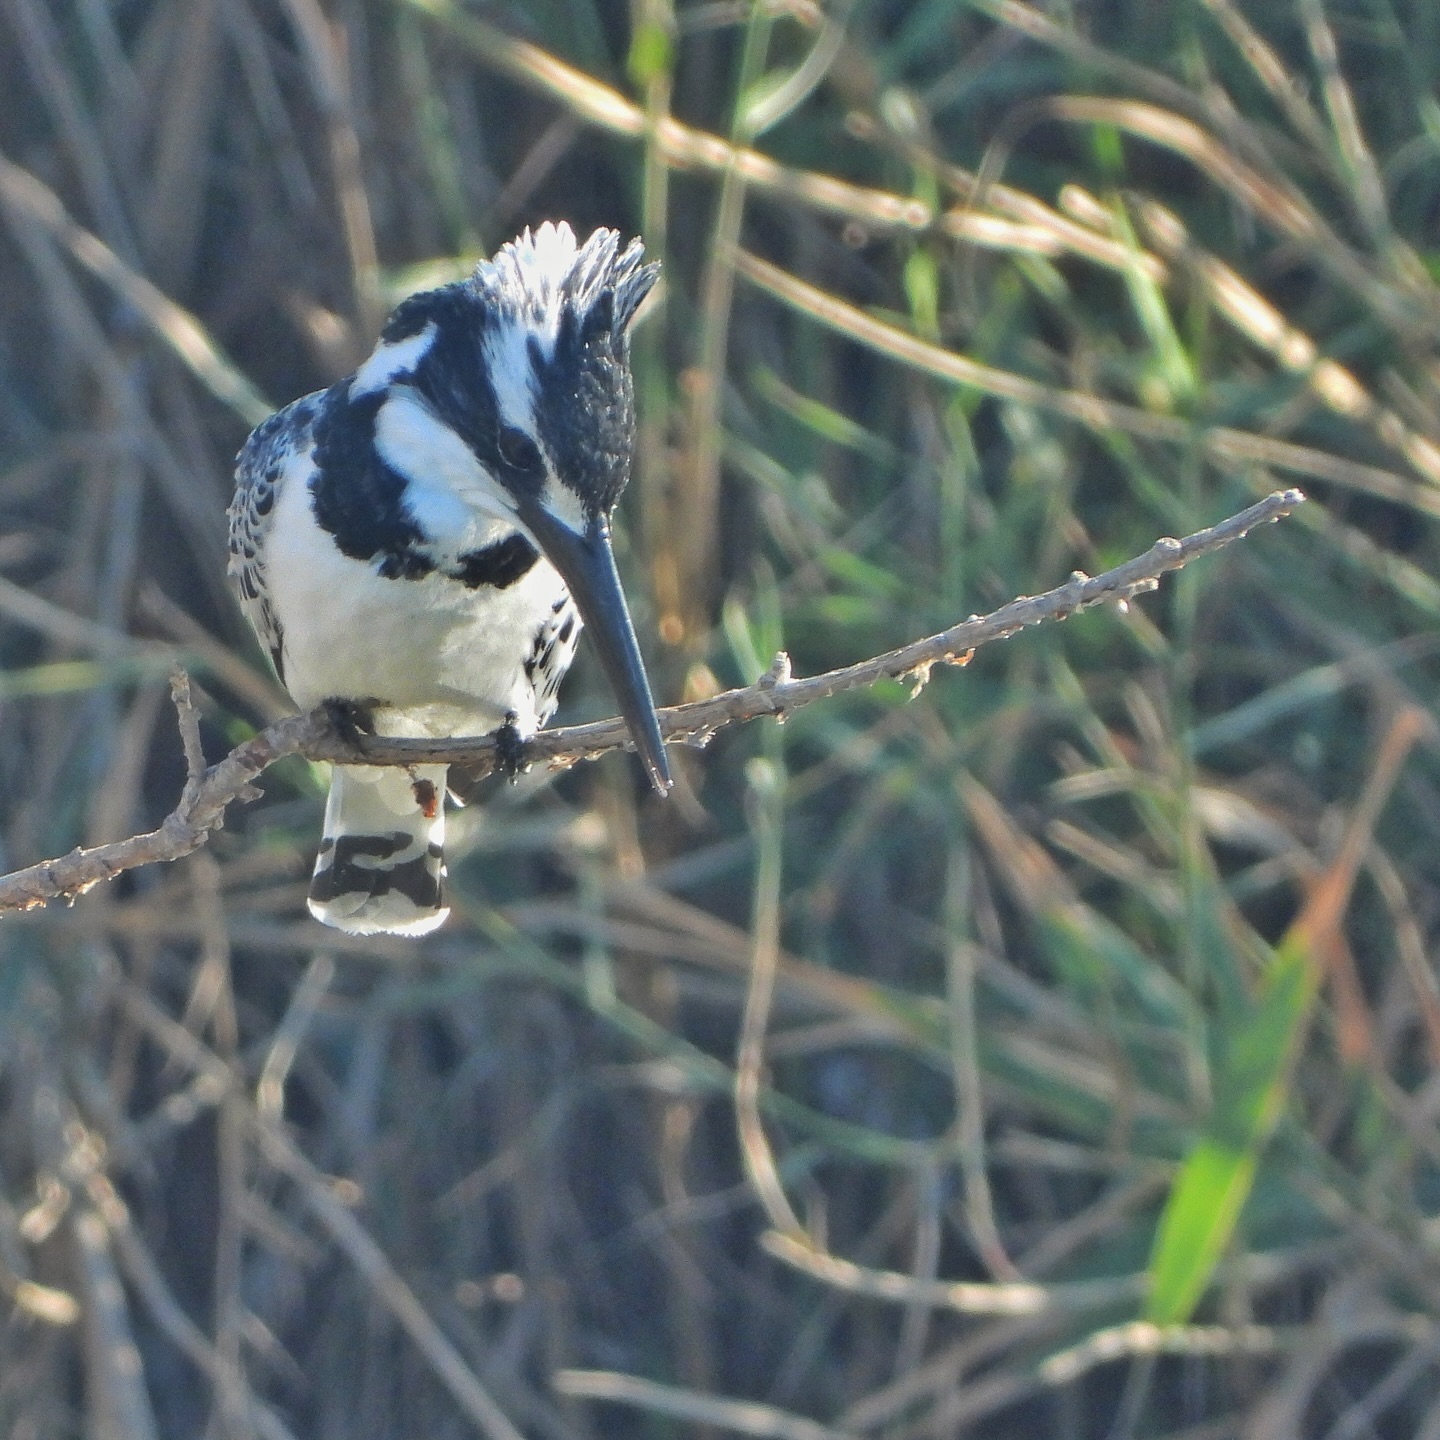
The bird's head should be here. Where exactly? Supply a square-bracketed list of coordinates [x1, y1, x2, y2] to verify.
[359, 224, 669, 793]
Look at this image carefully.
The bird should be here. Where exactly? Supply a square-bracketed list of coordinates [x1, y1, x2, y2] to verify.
[228, 222, 670, 936]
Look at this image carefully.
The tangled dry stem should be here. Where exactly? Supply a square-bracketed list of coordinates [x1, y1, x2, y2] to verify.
[0, 489, 1303, 916]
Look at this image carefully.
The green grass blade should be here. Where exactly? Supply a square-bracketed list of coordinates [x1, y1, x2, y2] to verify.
[1145, 1137, 1257, 1324]
[1145, 937, 1317, 1323]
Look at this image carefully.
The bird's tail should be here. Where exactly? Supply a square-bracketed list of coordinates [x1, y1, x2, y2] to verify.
[307, 764, 449, 935]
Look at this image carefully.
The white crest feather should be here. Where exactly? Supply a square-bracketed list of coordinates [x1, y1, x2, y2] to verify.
[482, 221, 580, 294]
[473, 222, 579, 342]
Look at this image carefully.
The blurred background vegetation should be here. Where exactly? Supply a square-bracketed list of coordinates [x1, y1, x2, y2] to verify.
[3, 0, 1440, 1435]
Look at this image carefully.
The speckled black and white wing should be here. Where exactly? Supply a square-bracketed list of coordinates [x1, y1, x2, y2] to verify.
[227, 393, 322, 684]
[526, 590, 583, 726]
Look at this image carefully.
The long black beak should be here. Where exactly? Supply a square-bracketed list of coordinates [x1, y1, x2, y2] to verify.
[518, 502, 671, 795]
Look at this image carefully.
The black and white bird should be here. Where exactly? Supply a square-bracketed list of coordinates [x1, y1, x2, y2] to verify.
[228, 223, 670, 936]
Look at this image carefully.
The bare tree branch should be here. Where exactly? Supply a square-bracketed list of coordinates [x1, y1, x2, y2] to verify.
[0, 714, 313, 913]
[0, 489, 1304, 916]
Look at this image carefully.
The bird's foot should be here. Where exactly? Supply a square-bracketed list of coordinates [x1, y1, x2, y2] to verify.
[493, 714, 528, 783]
[323, 698, 377, 754]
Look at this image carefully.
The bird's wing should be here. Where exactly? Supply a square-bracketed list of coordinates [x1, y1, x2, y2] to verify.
[228, 392, 322, 685]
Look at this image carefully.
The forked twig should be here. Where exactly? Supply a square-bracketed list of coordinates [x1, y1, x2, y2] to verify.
[0, 489, 1303, 916]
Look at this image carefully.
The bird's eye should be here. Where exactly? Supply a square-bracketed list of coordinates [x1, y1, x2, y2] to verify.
[498, 426, 542, 472]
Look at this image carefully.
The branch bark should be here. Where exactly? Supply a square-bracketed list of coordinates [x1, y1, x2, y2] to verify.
[0, 489, 1304, 915]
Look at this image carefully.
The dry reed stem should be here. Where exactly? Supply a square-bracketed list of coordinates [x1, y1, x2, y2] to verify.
[50, 1094, 299, 1440]
[400, 0, 931, 231]
[114, 983, 527, 1440]
[736, 252, 1437, 514]
[554, 1368, 859, 1440]
[0, 149, 272, 424]
[759, 1229, 1143, 1317]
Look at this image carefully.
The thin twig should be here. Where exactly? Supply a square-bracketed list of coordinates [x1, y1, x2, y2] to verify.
[170, 668, 208, 809]
[0, 490, 1304, 915]
[1036, 1318, 1286, 1385]
[554, 1369, 858, 1440]
[0, 712, 312, 912]
[759, 1229, 1143, 1316]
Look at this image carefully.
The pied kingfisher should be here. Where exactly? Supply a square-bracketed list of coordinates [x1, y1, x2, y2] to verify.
[228, 224, 670, 936]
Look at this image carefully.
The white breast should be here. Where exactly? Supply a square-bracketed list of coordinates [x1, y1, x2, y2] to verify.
[263, 444, 568, 738]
